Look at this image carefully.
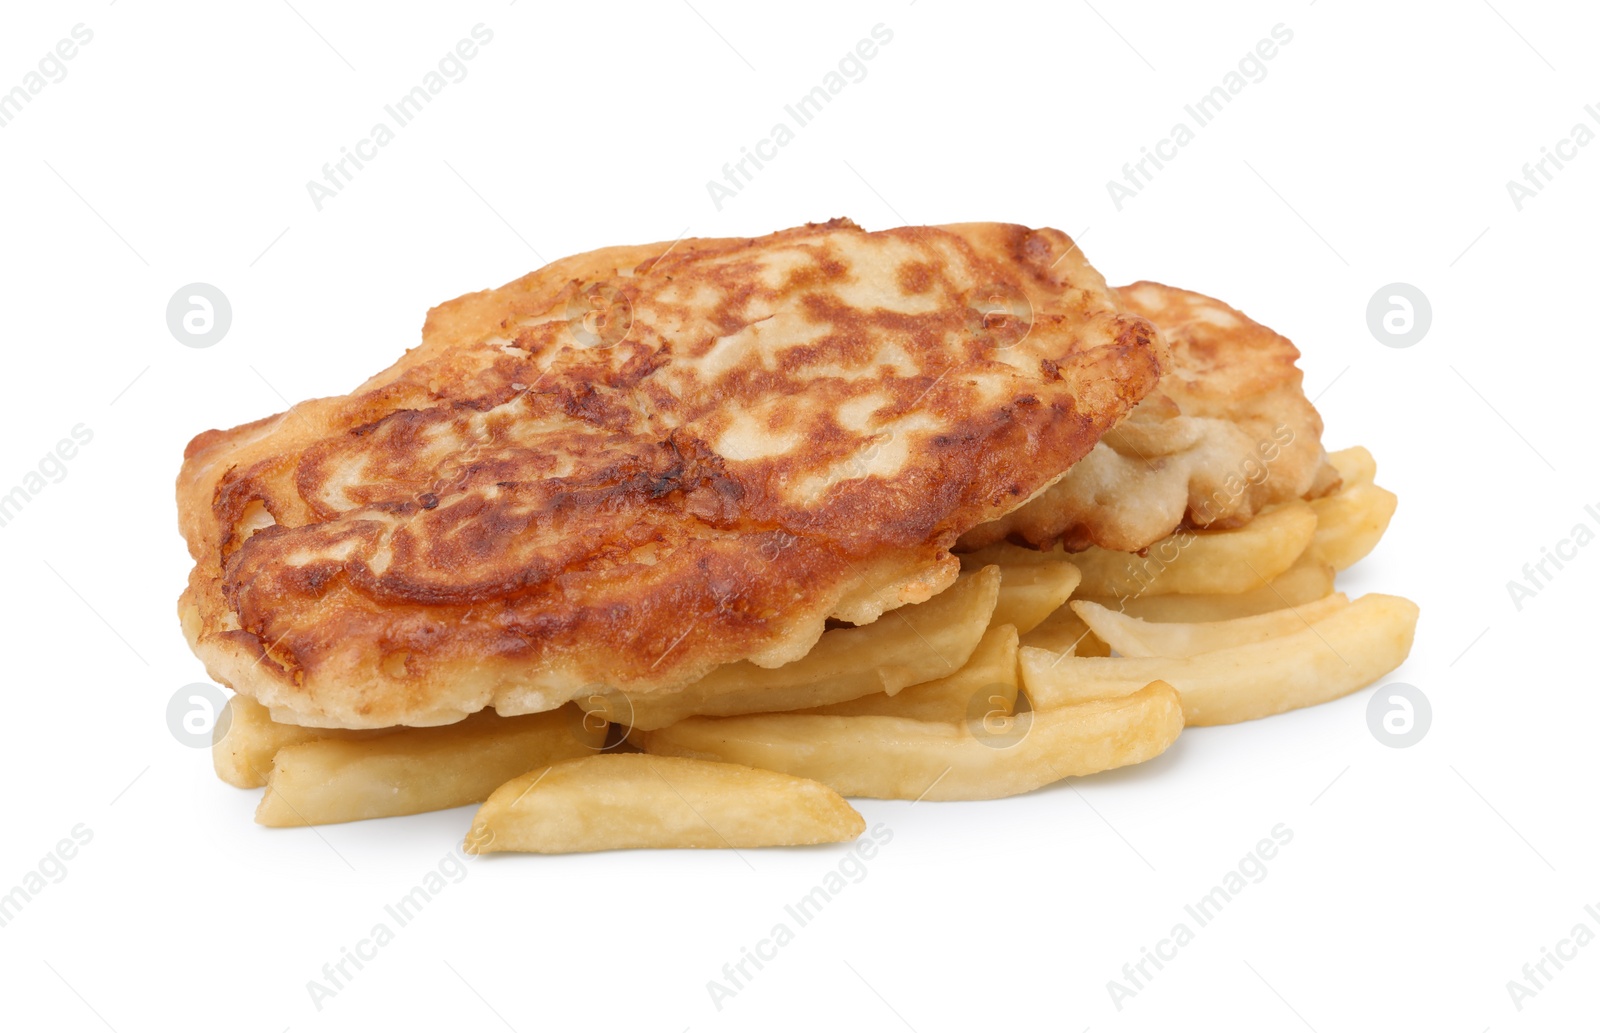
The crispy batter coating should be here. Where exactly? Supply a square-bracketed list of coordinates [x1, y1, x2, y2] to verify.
[958, 281, 1331, 554]
[177, 220, 1162, 727]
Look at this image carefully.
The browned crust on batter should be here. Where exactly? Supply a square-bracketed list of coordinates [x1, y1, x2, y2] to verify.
[177, 220, 1162, 727]
[957, 280, 1329, 554]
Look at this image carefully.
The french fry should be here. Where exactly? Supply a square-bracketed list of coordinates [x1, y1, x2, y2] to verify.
[1019, 593, 1418, 725]
[1070, 501, 1317, 597]
[1326, 445, 1376, 487]
[1019, 606, 1110, 657]
[256, 705, 604, 827]
[213, 695, 386, 789]
[634, 681, 1184, 801]
[1309, 482, 1397, 571]
[991, 560, 1081, 634]
[464, 754, 864, 854]
[585, 566, 1002, 731]
[1077, 555, 1336, 623]
[962, 501, 1317, 598]
[1071, 594, 1350, 658]
[801, 624, 1019, 722]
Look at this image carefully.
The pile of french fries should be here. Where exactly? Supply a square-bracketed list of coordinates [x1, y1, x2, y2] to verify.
[213, 447, 1415, 853]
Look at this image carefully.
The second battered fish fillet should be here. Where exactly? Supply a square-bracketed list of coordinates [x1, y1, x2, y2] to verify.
[177, 220, 1162, 727]
[958, 281, 1333, 554]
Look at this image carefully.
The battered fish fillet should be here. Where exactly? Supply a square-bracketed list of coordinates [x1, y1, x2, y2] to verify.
[177, 220, 1163, 728]
[957, 281, 1333, 554]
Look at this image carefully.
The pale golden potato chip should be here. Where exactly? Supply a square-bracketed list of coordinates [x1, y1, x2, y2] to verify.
[465, 754, 865, 854]
[961, 502, 1316, 599]
[213, 695, 385, 789]
[256, 705, 604, 827]
[1069, 501, 1317, 597]
[1077, 554, 1336, 623]
[1020, 594, 1418, 725]
[1071, 594, 1349, 658]
[1325, 445, 1376, 487]
[1018, 605, 1111, 657]
[801, 623, 1020, 722]
[634, 681, 1183, 801]
[1309, 482, 1397, 571]
[988, 560, 1082, 634]
[584, 566, 1001, 731]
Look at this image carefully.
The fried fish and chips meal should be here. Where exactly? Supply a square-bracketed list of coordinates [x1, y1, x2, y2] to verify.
[177, 219, 1415, 852]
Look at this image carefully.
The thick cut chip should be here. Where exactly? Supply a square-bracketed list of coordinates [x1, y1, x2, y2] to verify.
[634, 681, 1183, 801]
[963, 501, 1316, 599]
[1079, 554, 1335, 623]
[177, 220, 1162, 727]
[1306, 444, 1393, 569]
[801, 622, 1020, 722]
[1019, 594, 1419, 725]
[1071, 594, 1349, 657]
[255, 705, 603, 826]
[1064, 500, 1316, 597]
[989, 560, 1082, 634]
[960, 281, 1330, 553]
[582, 566, 1001, 731]
[464, 754, 864, 854]
[1020, 606, 1110, 657]
[1325, 445, 1375, 488]
[1310, 483, 1397, 571]
[213, 695, 386, 789]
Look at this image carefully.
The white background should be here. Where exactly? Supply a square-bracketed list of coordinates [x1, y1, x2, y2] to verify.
[1, 1, 1594, 1030]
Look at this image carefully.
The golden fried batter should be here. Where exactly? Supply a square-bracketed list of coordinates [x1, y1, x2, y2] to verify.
[177, 220, 1162, 727]
[958, 281, 1331, 554]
